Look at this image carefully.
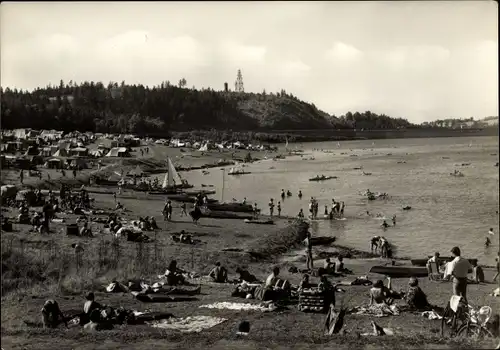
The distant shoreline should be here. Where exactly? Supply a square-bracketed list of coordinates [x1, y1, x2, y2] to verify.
[167, 127, 498, 143]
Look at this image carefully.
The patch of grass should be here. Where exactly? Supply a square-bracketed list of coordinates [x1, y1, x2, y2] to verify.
[246, 219, 309, 260]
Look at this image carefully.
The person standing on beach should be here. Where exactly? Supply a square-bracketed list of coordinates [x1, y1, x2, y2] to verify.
[277, 201, 281, 217]
[269, 198, 275, 217]
[304, 231, 314, 270]
[180, 203, 188, 217]
[443, 246, 472, 301]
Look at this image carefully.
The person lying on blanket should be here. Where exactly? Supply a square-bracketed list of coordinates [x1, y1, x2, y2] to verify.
[208, 262, 228, 283]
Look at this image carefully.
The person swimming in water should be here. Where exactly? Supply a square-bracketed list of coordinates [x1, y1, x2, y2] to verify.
[381, 220, 389, 229]
[298, 190, 303, 199]
[281, 189, 285, 200]
[392, 215, 396, 226]
[485, 236, 491, 248]
[324, 205, 329, 216]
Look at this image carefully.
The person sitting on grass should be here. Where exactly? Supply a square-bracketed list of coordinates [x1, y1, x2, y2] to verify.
[41, 299, 67, 329]
[149, 216, 159, 230]
[235, 267, 259, 283]
[323, 258, 336, 275]
[83, 309, 114, 332]
[469, 260, 485, 284]
[298, 273, 313, 292]
[79, 222, 93, 237]
[369, 278, 400, 306]
[208, 262, 228, 283]
[318, 274, 336, 307]
[83, 292, 102, 321]
[165, 260, 187, 286]
[387, 277, 431, 311]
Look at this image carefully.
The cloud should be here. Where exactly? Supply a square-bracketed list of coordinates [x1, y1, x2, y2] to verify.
[377, 45, 450, 70]
[218, 41, 267, 64]
[325, 42, 363, 61]
[95, 31, 209, 67]
[280, 60, 311, 76]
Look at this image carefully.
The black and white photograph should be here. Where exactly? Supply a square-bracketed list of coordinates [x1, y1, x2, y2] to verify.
[1, 1, 499, 349]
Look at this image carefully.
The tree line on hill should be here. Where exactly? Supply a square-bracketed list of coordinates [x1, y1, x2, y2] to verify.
[1, 80, 418, 136]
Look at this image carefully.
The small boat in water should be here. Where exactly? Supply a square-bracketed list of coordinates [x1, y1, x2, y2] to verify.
[369, 265, 428, 278]
[228, 166, 251, 175]
[362, 172, 372, 176]
[450, 170, 464, 177]
[309, 175, 337, 182]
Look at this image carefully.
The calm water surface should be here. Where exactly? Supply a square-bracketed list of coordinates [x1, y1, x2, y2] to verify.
[179, 136, 499, 265]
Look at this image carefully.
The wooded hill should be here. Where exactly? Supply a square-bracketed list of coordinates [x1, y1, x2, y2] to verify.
[0, 81, 416, 135]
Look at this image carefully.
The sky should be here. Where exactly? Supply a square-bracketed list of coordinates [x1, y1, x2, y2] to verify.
[1, 1, 498, 123]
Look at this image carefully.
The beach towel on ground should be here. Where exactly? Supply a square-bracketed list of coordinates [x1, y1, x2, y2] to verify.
[349, 304, 400, 317]
[150, 315, 227, 333]
[199, 301, 277, 312]
[422, 310, 443, 320]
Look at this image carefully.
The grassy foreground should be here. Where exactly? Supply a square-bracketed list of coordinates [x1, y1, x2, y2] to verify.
[2, 146, 499, 349]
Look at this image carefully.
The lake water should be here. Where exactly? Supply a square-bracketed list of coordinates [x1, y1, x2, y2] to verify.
[180, 136, 499, 265]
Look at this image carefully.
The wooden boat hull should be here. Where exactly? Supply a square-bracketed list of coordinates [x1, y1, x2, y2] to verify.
[227, 172, 252, 176]
[207, 203, 254, 213]
[310, 236, 336, 246]
[244, 219, 274, 225]
[369, 265, 428, 278]
[184, 189, 216, 196]
[201, 211, 253, 220]
[164, 194, 217, 203]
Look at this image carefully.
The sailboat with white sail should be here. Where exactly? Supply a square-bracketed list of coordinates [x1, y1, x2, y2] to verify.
[161, 157, 193, 190]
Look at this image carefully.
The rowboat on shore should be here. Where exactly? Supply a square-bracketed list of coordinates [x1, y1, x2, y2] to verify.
[244, 219, 274, 225]
[159, 194, 217, 204]
[207, 202, 254, 213]
[184, 189, 216, 196]
[410, 257, 478, 267]
[200, 211, 253, 220]
[369, 265, 428, 278]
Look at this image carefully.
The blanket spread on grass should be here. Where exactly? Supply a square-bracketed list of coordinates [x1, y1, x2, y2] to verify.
[199, 301, 276, 312]
[348, 304, 400, 317]
[150, 315, 227, 333]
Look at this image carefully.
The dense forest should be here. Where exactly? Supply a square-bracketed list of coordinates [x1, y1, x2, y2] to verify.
[0, 80, 417, 135]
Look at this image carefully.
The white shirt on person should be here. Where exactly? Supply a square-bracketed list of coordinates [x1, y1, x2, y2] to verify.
[443, 256, 471, 279]
[426, 256, 439, 267]
[265, 273, 278, 288]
